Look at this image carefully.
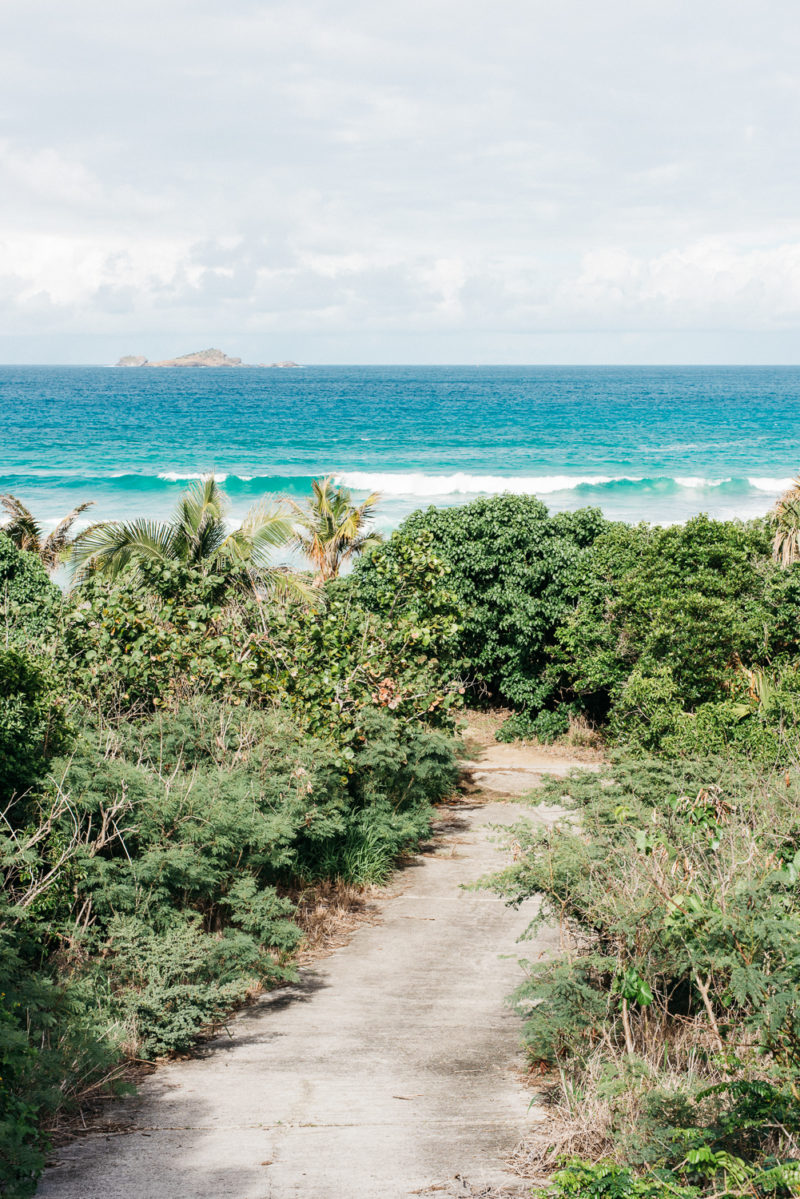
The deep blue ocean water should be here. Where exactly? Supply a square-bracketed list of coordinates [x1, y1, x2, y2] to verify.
[2, 364, 800, 532]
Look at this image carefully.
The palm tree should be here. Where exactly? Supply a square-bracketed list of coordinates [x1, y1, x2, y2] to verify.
[70, 477, 298, 594]
[772, 478, 800, 567]
[0, 493, 95, 571]
[289, 475, 382, 586]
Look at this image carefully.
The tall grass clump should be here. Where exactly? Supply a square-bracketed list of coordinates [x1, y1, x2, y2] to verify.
[490, 756, 800, 1195]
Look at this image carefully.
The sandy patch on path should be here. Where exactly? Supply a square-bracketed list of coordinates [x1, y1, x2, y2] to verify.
[460, 709, 603, 796]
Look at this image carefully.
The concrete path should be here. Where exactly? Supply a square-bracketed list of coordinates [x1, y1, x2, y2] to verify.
[463, 741, 601, 795]
[38, 748, 585, 1199]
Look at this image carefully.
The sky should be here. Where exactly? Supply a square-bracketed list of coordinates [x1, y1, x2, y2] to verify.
[2, 0, 800, 364]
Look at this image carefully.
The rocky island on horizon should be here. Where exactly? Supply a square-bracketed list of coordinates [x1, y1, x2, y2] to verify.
[114, 347, 301, 369]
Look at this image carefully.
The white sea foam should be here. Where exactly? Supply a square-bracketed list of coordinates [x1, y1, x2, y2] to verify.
[157, 471, 231, 482]
[335, 471, 627, 496]
[673, 476, 732, 488]
[747, 476, 796, 493]
[335, 471, 743, 497]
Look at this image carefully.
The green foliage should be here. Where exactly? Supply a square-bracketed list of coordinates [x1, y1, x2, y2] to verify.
[0, 648, 70, 798]
[540, 1152, 800, 1199]
[354, 504, 800, 759]
[97, 914, 285, 1058]
[234, 532, 468, 770]
[0, 683, 457, 1194]
[549, 516, 800, 756]
[296, 708, 456, 883]
[350, 526, 461, 636]
[770, 477, 800, 568]
[352, 497, 607, 711]
[60, 542, 464, 742]
[0, 531, 60, 644]
[64, 499, 800, 764]
[58, 567, 267, 712]
[496, 706, 570, 743]
[0, 910, 123, 1198]
[492, 755, 800, 1192]
[260, 593, 463, 759]
[537, 1159, 700, 1199]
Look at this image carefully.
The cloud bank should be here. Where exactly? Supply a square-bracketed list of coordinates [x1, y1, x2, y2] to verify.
[2, 0, 800, 362]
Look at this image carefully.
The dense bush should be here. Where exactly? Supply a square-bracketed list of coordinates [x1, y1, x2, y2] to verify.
[58, 566, 266, 712]
[0, 921, 119, 1199]
[0, 528, 461, 1196]
[60, 538, 464, 739]
[265, 568, 463, 748]
[352, 496, 607, 712]
[492, 757, 800, 1193]
[548, 516, 800, 757]
[356, 501, 800, 759]
[0, 531, 60, 643]
[0, 648, 70, 797]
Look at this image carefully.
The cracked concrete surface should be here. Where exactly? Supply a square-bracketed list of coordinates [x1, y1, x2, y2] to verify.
[38, 750, 587, 1199]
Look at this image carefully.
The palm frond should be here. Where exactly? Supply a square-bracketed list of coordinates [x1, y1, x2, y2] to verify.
[290, 476, 382, 582]
[69, 520, 176, 584]
[221, 501, 294, 570]
[171, 477, 229, 563]
[0, 493, 37, 523]
[251, 564, 317, 605]
[42, 501, 96, 567]
[67, 479, 311, 595]
[772, 479, 800, 568]
[340, 530, 384, 562]
[0, 493, 42, 553]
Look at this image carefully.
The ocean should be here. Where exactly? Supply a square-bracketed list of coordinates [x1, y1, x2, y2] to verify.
[2, 364, 799, 533]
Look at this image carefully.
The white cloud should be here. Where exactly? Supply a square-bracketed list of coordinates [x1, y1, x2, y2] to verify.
[0, 232, 194, 309]
[2, 0, 800, 359]
[553, 240, 800, 329]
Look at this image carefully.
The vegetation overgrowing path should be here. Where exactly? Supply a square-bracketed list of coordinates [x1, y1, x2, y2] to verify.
[38, 729, 598, 1199]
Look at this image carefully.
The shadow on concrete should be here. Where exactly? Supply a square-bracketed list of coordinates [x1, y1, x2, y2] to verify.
[39, 1079, 273, 1199]
[194, 970, 331, 1057]
[38, 970, 333, 1197]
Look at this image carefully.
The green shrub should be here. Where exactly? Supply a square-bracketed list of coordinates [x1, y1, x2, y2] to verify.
[0, 914, 122, 1199]
[491, 755, 800, 1189]
[352, 505, 800, 757]
[257, 574, 464, 751]
[58, 569, 267, 714]
[549, 516, 800, 756]
[537, 1159, 700, 1198]
[0, 647, 70, 800]
[61, 553, 464, 742]
[496, 706, 571, 743]
[352, 497, 607, 711]
[0, 532, 60, 645]
[97, 914, 289, 1057]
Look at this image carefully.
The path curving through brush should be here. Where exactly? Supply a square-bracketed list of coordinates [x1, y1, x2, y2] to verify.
[37, 738, 597, 1199]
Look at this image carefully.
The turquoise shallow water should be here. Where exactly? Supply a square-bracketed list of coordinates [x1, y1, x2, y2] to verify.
[2, 364, 800, 531]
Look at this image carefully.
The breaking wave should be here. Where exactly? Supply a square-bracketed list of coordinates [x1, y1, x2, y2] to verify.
[334, 471, 787, 498]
